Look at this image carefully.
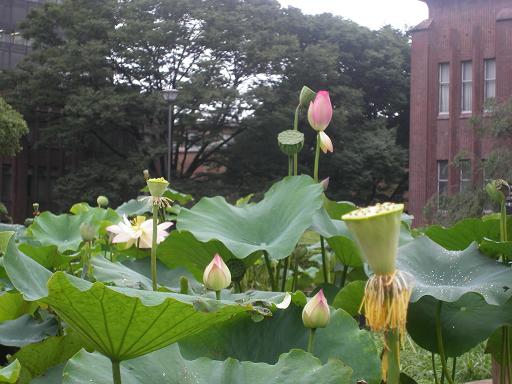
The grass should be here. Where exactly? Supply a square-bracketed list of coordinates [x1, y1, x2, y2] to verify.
[400, 339, 491, 383]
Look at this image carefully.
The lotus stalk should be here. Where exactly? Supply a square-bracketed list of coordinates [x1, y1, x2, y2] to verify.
[342, 202, 413, 384]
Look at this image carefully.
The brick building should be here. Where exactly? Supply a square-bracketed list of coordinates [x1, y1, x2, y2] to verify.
[409, 0, 512, 225]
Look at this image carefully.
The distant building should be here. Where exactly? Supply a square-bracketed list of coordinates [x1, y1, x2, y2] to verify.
[0, 0, 64, 223]
[409, 0, 512, 225]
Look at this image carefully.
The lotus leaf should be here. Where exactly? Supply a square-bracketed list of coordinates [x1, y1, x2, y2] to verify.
[4, 237, 252, 361]
[0, 315, 57, 347]
[0, 360, 20, 384]
[18, 244, 76, 269]
[115, 199, 152, 217]
[14, 331, 84, 383]
[179, 307, 380, 384]
[0, 292, 38, 322]
[62, 344, 352, 384]
[177, 176, 324, 260]
[397, 236, 512, 305]
[332, 281, 365, 316]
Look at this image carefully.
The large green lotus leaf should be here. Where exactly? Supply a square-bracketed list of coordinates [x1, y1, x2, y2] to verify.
[30, 365, 63, 384]
[479, 238, 512, 259]
[177, 176, 324, 260]
[5, 238, 252, 362]
[397, 236, 512, 305]
[0, 315, 58, 347]
[407, 293, 512, 357]
[18, 244, 76, 269]
[0, 224, 26, 242]
[323, 198, 356, 220]
[332, 280, 365, 316]
[14, 331, 84, 384]
[0, 292, 38, 322]
[179, 306, 380, 384]
[0, 360, 20, 384]
[62, 344, 352, 384]
[28, 209, 119, 253]
[424, 217, 503, 250]
[326, 236, 363, 267]
[115, 198, 152, 217]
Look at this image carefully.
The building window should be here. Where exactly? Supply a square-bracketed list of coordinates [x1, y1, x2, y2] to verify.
[484, 59, 496, 103]
[439, 63, 450, 114]
[459, 160, 472, 192]
[438, 160, 449, 195]
[461, 61, 472, 113]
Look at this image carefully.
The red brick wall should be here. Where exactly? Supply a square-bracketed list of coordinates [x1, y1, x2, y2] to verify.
[409, 0, 512, 225]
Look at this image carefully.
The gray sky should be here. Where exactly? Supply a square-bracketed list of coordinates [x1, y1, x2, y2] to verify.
[276, 0, 429, 30]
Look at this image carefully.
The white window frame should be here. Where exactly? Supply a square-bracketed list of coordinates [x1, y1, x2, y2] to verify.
[437, 160, 449, 195]
[484, 59, 496, 104]
[461, 61, 472, 113]
[439, 63, 450, 115]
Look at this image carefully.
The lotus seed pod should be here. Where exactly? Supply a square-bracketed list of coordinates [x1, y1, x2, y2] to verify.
[277, 130, 304, 156]
[342, 203, 404, 275]
[143, 169, 150, 181]
[97, 195, 109, 208]
[226, 258, 246, 282]
[146, 177, 169, 197]
[299, 86, 316, 108]
[302, 289, 330, 329]
[203, 254, 231, 291]
[80, 222, 96, 242]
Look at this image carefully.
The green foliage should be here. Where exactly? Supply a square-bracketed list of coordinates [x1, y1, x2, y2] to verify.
[0, 97, 28, 157]
[63, 344, 353, 384]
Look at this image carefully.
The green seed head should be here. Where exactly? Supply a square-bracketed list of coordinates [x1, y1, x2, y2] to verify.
[146, 177, 169, 197]
[342, 203, 404, 275]
[277, 130, 304, 156]
[97, 195, 109, 208]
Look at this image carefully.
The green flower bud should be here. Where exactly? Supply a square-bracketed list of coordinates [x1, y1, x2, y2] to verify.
[299, 86, 316, 108]
[278, 130, 304, 156]
[203, 254, 231, 291]
[146, 177, 169, 197]
[302, 289, 330, 329]
[486, 179, 510, 205]
[80, 222, 96, 242]
[342, 203, 404, 275]
[97, 195, 109, 208]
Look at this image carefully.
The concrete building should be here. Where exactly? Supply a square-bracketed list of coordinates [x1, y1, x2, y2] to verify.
[409, 0, 512, 225]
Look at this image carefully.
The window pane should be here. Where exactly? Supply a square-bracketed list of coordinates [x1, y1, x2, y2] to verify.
[462, 83, 472, 111]
[439, 64, 450, 114]
[440, 63, 449, 83]
[438, 160, 449, 180]
[485, 59, 496, 80]
[462, 62, 472, 81]
[460, 160, 471, 179]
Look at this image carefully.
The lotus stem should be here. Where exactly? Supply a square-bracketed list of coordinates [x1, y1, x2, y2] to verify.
[215, 290, 221, 300]
[81, 241, 91, 281]
[320, 236, 329, 283]
[384, 329, 401, 384]
[288, 155, 293, 177]
[292, 255, 299, 291]
[111, 360, 122, 384]
[264, 251, 277, 291]
[435, 301, 454, 384]
[314, 132, 320, 182]
[507, 327, 512, 384]
[151, 203, 159, 291]
[293, 105, 300, 175]
[307, 328, 316, 354]
[432, 353, 439, 384]
[451, 357, 457, 382]
[235, 281, 243, 293]
[281, 256, 289, 292]
[340, 264, 349, 288]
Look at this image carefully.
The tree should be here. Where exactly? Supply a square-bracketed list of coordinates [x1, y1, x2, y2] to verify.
[0, 97, 28, 157]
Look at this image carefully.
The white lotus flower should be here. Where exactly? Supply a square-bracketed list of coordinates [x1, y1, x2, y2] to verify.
[106, 215, 172, 249]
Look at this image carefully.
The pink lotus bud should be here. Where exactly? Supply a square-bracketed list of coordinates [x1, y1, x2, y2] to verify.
[319, 131, 333, 153]
[320, 177, 330, 191]
[302, 289, 330, 329]
[203, 254, 231, 291]
[307, 91, 333, 132]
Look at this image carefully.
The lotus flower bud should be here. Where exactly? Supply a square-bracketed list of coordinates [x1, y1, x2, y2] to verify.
[203, 254, 231, 291]
[32, 202, 40, 217]
[320, 177, 330, 191]
[299, 86, 316, 108]
[319, 131, 333, 153]
[342, 203, 404, 275]
[143, 169, 150, 181]
[302, 289, 330, 329]
[147, 177, 169, 197]
[80, 222, 96, 242]
[277, 130, 304, 156]
[308, 91, 333, 132]
[486, 179, 510, 205]
[97, 195, 109, 208]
